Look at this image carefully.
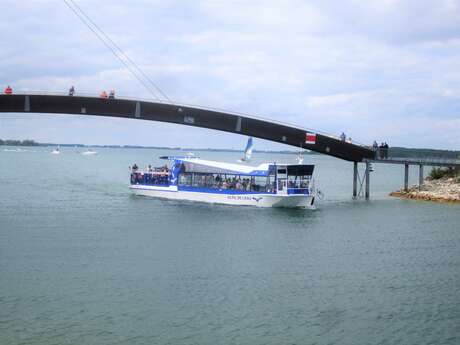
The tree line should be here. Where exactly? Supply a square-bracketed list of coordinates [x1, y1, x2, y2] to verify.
[0, 139, 39, 146]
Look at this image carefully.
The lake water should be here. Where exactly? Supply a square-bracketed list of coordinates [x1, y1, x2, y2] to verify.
[1, 147, 459, 345]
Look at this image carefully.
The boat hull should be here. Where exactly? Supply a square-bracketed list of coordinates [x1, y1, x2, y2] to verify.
[130, 185, 315, 208]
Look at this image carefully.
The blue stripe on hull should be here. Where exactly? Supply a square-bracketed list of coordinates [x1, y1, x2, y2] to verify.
[131, 184, 274, 195]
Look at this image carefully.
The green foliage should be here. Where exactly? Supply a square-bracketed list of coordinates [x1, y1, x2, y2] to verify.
[389, 147, 460, 159]
[429, 167, 459, 180]
[430, 168, 445, 179]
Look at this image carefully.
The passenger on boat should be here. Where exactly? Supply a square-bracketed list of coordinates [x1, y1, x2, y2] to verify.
[235, 180, 242, 190]
[4, 85, 12, 94]
[148, 165, 153, 172]
[100, 90, 108, 99]
[109, 90, 115, 99]
[68, 86, 75, 96]
[132, 164, 138, 172]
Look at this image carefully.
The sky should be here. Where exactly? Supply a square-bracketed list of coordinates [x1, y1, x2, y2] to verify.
[1, 0, 460, 150]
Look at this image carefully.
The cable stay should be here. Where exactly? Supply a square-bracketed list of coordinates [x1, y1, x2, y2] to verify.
[62, 0, 172, 103]
[356, 166, 366, 198]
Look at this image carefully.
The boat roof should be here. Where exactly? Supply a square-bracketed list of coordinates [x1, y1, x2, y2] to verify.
[174, 158, 314, 176]
[176, 158, 271, 176]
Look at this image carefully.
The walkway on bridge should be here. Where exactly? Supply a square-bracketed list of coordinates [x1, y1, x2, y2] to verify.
[0, 93, 375, 162]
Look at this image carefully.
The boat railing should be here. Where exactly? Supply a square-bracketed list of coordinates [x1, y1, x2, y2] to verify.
[131, 170, 170, 185]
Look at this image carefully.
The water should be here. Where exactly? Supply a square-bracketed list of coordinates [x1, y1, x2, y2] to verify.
[1, 147, 459, 345]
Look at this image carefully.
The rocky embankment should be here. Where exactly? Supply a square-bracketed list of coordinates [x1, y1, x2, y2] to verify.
[390, 177, 460, 203]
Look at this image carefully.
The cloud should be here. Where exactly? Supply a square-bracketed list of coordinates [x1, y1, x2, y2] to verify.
[1, 0, 460, 150]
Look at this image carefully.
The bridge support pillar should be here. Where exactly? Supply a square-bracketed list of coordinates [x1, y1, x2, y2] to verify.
[365, 161, 370, 199]
[418, 165, 424, 189]
[353, 162, 358, 198]
[404, 164, 409, 191]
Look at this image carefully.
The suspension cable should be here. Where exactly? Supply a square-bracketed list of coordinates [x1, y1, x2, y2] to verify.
[67, 0, 172, 103]
[62, 0, 171, 102]
[357, 167, 365, 197]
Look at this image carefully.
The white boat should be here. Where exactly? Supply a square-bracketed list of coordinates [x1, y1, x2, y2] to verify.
[81, 149, 97, 155]
[51, 146, 60, 154]
[130, 157, 316, 208]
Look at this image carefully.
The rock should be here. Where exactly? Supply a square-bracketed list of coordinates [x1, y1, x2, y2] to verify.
[390, 178, 460, 204]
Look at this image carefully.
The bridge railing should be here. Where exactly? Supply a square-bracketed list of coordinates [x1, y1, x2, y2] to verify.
[374, 156, 460, 166]
[7, 90, 373, 150]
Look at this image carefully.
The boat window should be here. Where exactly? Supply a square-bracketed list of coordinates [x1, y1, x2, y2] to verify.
[179, 173, 192, 186]
[287, 175, 311, 189]
[277, 169, 287, 174]
[176, 172, 274, 193]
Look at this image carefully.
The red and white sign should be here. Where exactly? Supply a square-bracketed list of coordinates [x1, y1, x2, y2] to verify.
[305, 132, 316, 144]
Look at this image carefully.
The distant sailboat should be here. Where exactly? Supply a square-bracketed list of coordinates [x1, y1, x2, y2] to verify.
[238, 137, 253, 163]
[51, 146, 60, 154]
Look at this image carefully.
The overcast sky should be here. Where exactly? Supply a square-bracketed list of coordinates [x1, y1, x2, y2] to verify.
[1, 0, 460, 150]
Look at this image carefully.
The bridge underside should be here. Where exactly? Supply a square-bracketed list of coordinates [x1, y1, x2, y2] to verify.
[0, 94, 374, 162]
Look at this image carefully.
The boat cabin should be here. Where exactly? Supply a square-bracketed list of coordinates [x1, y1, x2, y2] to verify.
[130, 158, 314, 195]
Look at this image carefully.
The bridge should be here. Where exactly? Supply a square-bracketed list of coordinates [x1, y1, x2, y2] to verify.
[365, 157, 460, 198]
[0, 93, 374, 162]
[1, 93, 459, 199]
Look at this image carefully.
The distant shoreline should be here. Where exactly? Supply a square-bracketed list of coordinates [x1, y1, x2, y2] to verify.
[0, 139, 310, 154]
[1, 139, 459, 157]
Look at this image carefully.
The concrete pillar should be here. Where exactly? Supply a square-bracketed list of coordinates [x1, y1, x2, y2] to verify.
[365, 161, 370, 199]
[404, 164, 409, 191]
[419, 165, 424, 188]
[353, 161, 358, 198]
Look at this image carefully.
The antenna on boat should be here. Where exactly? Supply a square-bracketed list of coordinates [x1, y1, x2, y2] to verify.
[296, 143, 304, 164]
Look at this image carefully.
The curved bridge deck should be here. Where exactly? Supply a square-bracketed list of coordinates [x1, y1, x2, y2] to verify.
[0, 94, 375, 162]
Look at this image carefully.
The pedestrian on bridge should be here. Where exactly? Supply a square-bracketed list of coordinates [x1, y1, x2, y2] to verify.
[4, 85, 12, 95]
[379, 143, 385, 159]
[373, 141, 379, 159]
[383, 142, 389, 159]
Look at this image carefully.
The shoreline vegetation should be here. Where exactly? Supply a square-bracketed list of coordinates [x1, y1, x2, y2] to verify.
[390, 167, 460, 203]
[2, 138, 460, 157]
[0, 138, 307, 154]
